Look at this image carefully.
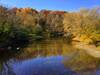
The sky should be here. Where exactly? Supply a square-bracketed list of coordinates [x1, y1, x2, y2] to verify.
[0, 0, 100, 11]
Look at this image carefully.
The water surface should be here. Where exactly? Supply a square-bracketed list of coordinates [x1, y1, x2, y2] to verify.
[0, 39, 100, 75]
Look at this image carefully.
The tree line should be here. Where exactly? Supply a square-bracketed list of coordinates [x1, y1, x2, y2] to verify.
[0, 5, 100, 50]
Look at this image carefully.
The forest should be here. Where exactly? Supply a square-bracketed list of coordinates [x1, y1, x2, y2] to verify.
[0, 5, 100, 50]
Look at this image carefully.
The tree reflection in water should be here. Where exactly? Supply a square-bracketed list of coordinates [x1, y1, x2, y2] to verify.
[0, 39, 100, 75]
[0, 39, 76, 75]
[0, 50, 22, 75]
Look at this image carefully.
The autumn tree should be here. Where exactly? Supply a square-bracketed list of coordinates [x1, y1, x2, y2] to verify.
[63, 7, 100, 44]
[45, 13, 64, 37]
[0, 6, 30, 49]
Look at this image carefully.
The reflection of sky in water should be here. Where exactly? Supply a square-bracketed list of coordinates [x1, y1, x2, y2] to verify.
[96, 70, 100, 75]
[0, 39, 100, 75]
[12, 56, 77, 75]
[0, 56, 100, 75]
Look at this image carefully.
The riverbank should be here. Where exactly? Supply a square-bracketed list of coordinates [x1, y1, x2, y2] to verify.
[73, 42, 100, 58]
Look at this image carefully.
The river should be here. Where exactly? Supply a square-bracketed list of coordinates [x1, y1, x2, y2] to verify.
[0, 38, 100, 75]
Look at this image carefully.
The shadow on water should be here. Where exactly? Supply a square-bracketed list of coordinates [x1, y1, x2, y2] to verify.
[0, 38, 77, 75]
[0, 38, 100, 75]
[0, 49, 23, 75]
[0, 51, 77, 75]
